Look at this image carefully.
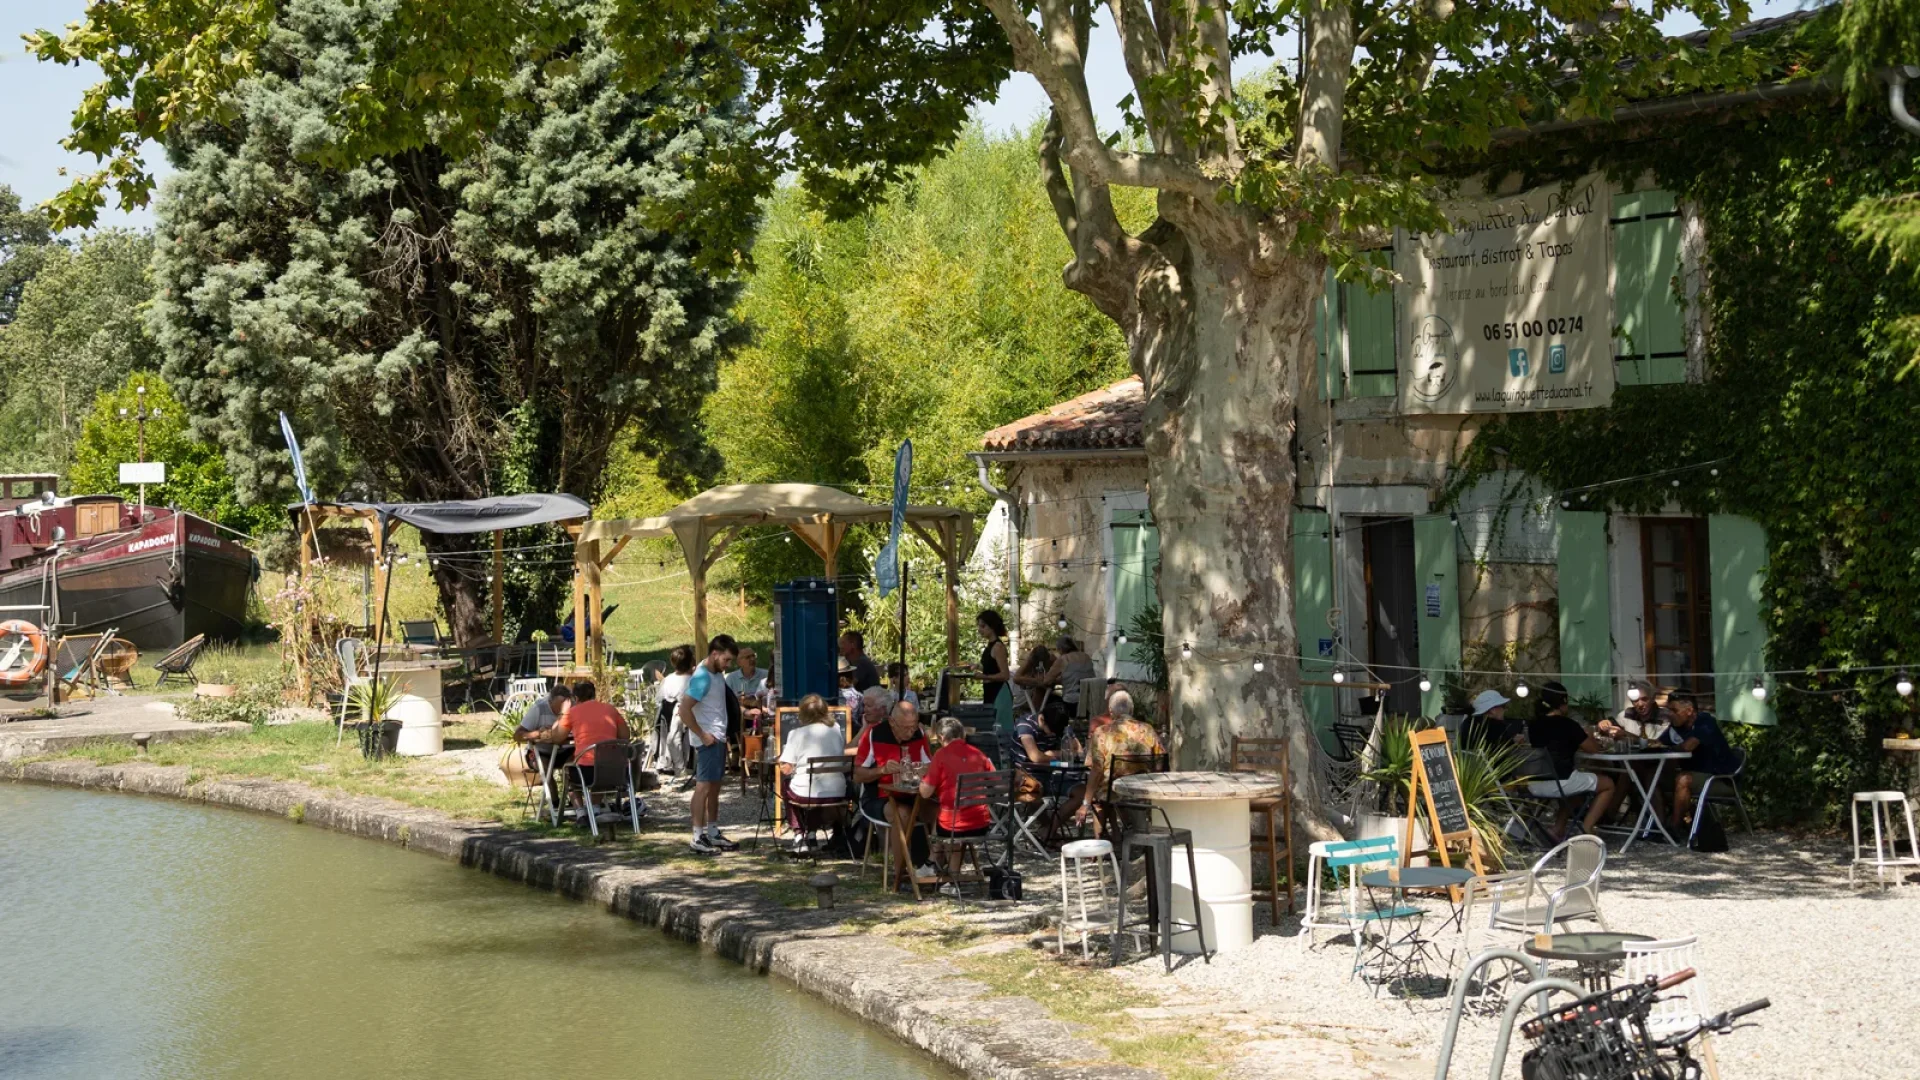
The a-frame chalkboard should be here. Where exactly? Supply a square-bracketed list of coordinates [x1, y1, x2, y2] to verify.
[1403, 727, 1486, 875]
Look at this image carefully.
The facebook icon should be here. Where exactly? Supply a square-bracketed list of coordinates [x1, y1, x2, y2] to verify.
[1508, 347, 1530, 377]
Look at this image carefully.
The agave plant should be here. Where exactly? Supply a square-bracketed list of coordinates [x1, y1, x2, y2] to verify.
[1361, 715, 1417, 814]
[347, 676, 404, 726]
[1453, 740, 1530, 870]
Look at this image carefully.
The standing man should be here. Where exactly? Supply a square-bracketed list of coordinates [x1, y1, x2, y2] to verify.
[679, 634, 739, 854]
[726, 646, 770, 731]
[839, 630, 880, 692]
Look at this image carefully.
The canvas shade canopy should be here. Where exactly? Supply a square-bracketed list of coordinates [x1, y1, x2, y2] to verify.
[570, 483, 973, 670]
[290, 493, 591, 646]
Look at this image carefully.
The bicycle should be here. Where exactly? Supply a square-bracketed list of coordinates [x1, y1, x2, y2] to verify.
[1518, 968, 1769, 1080]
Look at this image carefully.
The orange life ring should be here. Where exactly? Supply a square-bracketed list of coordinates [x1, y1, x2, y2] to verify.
[0, 620, 49, 686]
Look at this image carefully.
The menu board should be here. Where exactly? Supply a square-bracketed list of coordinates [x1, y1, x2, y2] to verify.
[1417, 736, 1472, 838]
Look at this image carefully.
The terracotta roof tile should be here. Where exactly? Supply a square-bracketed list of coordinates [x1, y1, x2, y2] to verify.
[979, 376, 1144, 454]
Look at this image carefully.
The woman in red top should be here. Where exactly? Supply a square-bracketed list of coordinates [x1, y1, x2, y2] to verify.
[919, 717, 996, 884]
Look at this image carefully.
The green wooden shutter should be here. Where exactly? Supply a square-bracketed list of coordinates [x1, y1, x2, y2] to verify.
[1345, 250, 1397, 398]
[1112, 510, 1160, 670]
[1413, 515, 1460, 717]
[1709, 514, 1773, 725]
[1613, 194, 1650, 387]
[1315, 267, 1341, 401]
[1556, 511, 1613, 701]
[1293, 509, 1335, 740]
[1613, 190, 1685, 387]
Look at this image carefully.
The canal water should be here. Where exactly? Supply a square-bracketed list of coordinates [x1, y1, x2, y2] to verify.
[0, 784, 944, 1080]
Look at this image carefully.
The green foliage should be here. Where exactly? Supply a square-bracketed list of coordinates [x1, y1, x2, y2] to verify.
[68, 374, 280, 536]
[1130, 601, 1168, 696]
[707, 124, 1138, 596]
[147, 0, 750, 639]
[1448, 99, 1920, 824]
[843, 532, 1004, 689]
[0, 185, 61, 326]
[178, 681, 282, 728]
[0, 231, 157, 471]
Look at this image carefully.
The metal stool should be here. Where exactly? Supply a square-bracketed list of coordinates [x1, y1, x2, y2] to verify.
[1850, 791, 1920, 887]
[1116, 806, 1211, 971]
[1058, 838, 1122, 958]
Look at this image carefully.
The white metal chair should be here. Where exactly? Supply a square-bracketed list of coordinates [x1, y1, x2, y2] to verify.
[1299, 837, 1394, 948]
[1691, 746, 1755, 840]
[1850, 791, 1920, 887]
[1490, 834, 1610, 934]
[1058, 838, 1123, 958]
[500, 676, 548, 719]
[1456, 870, 1534, 974]
[335, 637, 370, 727]
[1622, 936, 1712, 1038]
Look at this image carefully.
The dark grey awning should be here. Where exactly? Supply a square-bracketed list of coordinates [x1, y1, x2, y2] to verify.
[291, 493, 590, 535]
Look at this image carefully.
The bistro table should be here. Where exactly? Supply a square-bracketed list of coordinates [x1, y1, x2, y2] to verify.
[1522, 931, 1655, 991]
[1357, 865, 1475, 992]
[375, 658, 461, 756]
[1579, 748, 1694, 852]
[1111, 771, 1282, 955]
[1884, 738, 1920, 800]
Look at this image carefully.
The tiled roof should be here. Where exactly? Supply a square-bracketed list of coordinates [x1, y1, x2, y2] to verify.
[980, 376, 1144, 454]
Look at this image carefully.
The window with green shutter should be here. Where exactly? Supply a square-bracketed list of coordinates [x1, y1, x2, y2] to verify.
[1111, 509, 1160, 671]
[1315, 267, 1341, 401]
[1345, 248, 1397, 398]
[1612, 190, 1686, 386]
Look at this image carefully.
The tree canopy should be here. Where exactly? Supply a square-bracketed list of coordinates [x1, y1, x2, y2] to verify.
[0, 186, 60, 326]
[147, 0, 752, 641]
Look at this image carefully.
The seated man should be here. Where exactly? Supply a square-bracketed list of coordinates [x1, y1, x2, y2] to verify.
[778, 693, 848, 846]
[853, 699, 934, 885]
[513, 683, 573, 802]
[1015, 702, 1085, 828]
[918, 717, 997, 887]
[1524, 680, 1622, 841]
[539, 681, 629, 816]
[1662, 693, 1737, 832]
[1078, 690, 1164, 832]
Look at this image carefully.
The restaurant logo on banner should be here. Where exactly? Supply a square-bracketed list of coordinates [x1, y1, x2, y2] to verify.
[875, 438, 912, 597]
[1399, 179, 1613, 414]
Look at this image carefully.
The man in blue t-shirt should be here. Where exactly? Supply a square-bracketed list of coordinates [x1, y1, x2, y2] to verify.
[1663, 693, 1736, 833]
[678, 634, 739, 854]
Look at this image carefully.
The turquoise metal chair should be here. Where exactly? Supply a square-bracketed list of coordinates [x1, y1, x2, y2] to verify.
[1320, 835, 1424, 983]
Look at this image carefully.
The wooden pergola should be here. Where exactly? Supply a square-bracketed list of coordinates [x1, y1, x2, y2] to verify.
[570, 483, 974, 668]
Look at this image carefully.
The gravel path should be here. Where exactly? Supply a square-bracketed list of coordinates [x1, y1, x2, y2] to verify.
[1109, 831, 1919, 1080]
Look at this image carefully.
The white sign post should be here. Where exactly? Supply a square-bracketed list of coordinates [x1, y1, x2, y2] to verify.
[119, 461, 166, 521]
[1399, 178, 1614, 414]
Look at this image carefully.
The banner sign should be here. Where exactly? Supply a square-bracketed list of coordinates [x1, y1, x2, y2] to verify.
[875, 439, 912, 597]
[279, 411, 314, 505]
[1400, 179, 1613, 414]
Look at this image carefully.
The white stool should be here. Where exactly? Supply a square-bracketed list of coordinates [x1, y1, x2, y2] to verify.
[1850, 791, 1920, 887]
[1058, 838, 1122, 958]
[1300, 839, 1347, 948]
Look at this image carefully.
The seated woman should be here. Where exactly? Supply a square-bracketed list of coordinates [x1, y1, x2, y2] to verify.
[1042, 635, 1098, 717]
[853, 700, 935, 884]
[918, 717, 997, 886]
[1078, 690, 1164, 833]
[777, 693, 848, 847]
[1011, 644, 1056, 720]
[1015, 696, 1085, 828]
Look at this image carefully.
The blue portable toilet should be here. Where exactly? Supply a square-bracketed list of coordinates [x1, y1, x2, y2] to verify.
[775, 578, 839, 705]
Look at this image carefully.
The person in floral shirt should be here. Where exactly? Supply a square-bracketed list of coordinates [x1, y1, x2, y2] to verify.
[1079, 691, 1165, 831]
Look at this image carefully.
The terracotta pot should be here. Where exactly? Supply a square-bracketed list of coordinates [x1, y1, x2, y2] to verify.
[196, 683, 238, 698]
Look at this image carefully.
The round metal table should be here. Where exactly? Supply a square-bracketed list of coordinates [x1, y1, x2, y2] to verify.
[1111, 771, 1282, 954]
[1356, 866, 1476, 991]
[1522, 931, 1655, 990]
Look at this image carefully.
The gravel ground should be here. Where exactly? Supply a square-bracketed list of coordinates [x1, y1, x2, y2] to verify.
[1108, 831, 1920, 1080]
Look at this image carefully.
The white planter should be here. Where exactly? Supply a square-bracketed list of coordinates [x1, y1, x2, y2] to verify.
[1356, 812, 1430, 866]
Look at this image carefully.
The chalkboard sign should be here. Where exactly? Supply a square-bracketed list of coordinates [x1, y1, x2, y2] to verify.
[772, 705, 854, 753]
[1417, 738, 1471, 837]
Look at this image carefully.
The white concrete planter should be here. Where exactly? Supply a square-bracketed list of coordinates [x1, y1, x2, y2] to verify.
[1356, 812, 1429, 866]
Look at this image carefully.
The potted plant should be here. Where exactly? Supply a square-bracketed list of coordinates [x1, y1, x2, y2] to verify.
[347, 676, 405, 759]
[1357, 715, 1427, 856]
[196, 668, 238, 698]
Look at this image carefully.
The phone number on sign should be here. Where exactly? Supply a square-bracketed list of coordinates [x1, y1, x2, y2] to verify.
[1482, 316, 1585, 340]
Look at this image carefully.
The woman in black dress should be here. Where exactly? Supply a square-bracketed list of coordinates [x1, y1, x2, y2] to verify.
[976, 610, 1011, 727]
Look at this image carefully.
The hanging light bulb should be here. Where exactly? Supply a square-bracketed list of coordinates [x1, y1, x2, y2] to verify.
[1899, 670, 1915, 698]
[1418, 674, 1433, 694]
[1253, 658, 1266, 673]
[1116, 632, 1128, 646]
[1056, 616, 1068, 630]
[1514, 678, 1530, 698]
[1180, 642, 1193, 660]
[1750, 677, 1767, 701]
[1331, 667, 1346, 684]
[1627, 684, 1642, 702]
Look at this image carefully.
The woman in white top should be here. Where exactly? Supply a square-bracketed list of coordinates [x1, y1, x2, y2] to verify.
[653, 645, 695, 776]
[778, 694, 848, 839]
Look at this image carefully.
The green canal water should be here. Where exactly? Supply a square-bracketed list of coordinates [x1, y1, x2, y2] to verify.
[0, 784, 944, 1080]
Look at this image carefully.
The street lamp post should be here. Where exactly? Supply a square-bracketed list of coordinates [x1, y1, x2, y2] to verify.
[117, 385, 162, 521]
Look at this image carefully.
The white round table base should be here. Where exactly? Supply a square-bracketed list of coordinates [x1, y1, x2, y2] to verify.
[386, 668, 445, 756]
[1158, 798, 1256, 954]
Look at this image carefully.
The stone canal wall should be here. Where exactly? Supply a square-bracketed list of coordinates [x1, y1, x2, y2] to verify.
[3, 758, 1156, 1080]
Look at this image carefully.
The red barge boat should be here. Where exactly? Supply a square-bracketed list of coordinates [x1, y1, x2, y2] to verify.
[0, 475, 255, 651]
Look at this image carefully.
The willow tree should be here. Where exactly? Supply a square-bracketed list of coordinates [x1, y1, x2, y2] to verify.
[145, 0, 749, 643]
[39, 0, 1808, 801]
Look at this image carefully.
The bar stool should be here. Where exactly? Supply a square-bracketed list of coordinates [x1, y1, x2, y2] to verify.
[1058, 838, 1122, 958]
[1851, 791, 1920, 887]
[1115, 803, 1211, 971]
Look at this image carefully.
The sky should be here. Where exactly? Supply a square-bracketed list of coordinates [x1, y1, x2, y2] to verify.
[3, 0, 1816, 235]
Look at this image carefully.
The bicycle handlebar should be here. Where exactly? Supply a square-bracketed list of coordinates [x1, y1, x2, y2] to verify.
[1718, 998, 1772, 1025]
[1653, 967, 1697, 992]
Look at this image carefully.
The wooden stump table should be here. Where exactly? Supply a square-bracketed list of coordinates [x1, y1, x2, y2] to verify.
[1111, 770, 1283, 955]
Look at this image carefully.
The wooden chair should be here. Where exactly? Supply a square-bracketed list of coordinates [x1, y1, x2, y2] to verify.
[151, 633, 208, 689]
[1229, 735, 1296, 921]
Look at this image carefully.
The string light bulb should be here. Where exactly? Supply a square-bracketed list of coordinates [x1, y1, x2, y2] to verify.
[1899, 670, 1914, 698]
[1056, 616, 1067, 630]
[1253, 659, 1265, 673]
[1418, 674, 1433, 694]
[1627, 684, 1642, 702]
[1180, 642, 1193, 661]
[1750, 677, 1767, 701]
[1331, 667, 1346, 684]
[1514, 678, 1530, 698]
[1116, 632, 1128, 646]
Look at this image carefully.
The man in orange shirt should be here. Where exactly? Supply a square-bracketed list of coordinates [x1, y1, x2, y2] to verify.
[545, 681, 629, 816]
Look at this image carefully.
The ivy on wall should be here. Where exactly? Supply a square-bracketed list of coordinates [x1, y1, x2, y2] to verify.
[1445, 18, 1920, 822]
